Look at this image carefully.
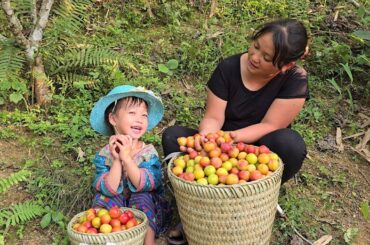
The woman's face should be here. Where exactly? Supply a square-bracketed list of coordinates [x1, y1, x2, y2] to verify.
[246, 32, 282, 77]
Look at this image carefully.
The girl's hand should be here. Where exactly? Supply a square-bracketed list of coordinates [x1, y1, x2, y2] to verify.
[109, 135, 121, 161]
[115, 135, 133, 163]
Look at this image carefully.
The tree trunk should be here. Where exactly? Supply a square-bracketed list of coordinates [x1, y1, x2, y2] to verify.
[32, 56, 50, 106]
[2, 0, 54, 106]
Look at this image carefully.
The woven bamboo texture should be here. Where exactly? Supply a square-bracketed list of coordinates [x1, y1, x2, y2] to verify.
[67, 207, 147, 245]
[168, 155, 283, 245]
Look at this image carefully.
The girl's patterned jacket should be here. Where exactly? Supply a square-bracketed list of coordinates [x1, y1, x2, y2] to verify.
[92, 144, 164, 197]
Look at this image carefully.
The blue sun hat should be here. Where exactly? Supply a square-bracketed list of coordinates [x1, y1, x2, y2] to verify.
[90, 85, 164, 136]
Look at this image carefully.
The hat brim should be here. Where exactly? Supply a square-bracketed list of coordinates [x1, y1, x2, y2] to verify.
[90, 91, 164, 136]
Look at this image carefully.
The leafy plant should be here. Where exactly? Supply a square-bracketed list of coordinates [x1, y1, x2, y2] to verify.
[0, 127, 17, 140]
[49, 0, 92, 37]
[0, 40, 27, 105]
[0, 201, 45, 236]
[344, 227, 358, 244]
[40, 207, 66, 229]
[15, 224, 25, 239]
[0, 170, 31, 194]
[170, 91, 205, 128]
[327, 78, 342, 95]
[48, 47, 125, 95]
[346, 88, 354, 113]
[158, 59, 179, 75]
[356, 6, 370, 25]
[360, 201, 369, 220]
[274, 186, 316, 244]
[352, 30, 370, 41]
[0, 0, 96, 105]
[340, 63, 353, 86]
[51, 160, 64, 169]
[241, 0, 288, 18]
[141, 132, 161, 145]
[311, 39, 353, 77]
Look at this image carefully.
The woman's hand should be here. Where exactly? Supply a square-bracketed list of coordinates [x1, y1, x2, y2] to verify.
[198, 89, 226, 134]
[229, 131, 237, 143]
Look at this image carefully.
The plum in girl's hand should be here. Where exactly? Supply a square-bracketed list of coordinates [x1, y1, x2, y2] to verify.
[115, 139, 123, 153]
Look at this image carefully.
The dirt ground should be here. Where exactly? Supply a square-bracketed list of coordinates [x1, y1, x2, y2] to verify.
[0, 127, 369, 245]
[295, 148, 370, 245]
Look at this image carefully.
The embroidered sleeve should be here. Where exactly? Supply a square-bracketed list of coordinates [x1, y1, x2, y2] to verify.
[92, 152, 123, 197]
[127, 155, 163, 193]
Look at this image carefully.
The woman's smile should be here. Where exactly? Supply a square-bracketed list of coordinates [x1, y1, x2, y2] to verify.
[248, 59, 259, 70]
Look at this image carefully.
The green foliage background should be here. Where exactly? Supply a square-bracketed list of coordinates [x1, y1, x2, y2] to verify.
[0, 0, 369, 244]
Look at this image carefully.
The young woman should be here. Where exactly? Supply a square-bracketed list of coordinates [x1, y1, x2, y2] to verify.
[163, 18, 309, 245]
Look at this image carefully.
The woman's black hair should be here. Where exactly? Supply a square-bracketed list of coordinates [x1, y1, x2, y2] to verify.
[252, 19, 308, 69]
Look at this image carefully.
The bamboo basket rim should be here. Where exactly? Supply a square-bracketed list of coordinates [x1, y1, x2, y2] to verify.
[167, 152, 284, 189]
[67, 207, 148, 239]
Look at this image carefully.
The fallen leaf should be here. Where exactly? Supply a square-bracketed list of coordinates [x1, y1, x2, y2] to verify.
[350, 146, 370, 163]
[168, 119, 176, 127]
[313, 235, 333, 245]
[360, 119, 370, 128]
[207, 31, 224, 39]
[77, 147, 85, 160]
[355, 128, 370, 150]
[336, 127, 344, 152]
[209, 0, 217, 18]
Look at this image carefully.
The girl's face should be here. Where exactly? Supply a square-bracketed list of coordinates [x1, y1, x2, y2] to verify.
[109, 99, 148, 139]
[246, 32, 282, 77]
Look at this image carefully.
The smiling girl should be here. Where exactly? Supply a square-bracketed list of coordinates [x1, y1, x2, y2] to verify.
[90, 85, 171, 245]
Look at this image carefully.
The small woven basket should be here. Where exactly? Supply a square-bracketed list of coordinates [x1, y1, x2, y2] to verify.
[167, 153, 284, 245]
[67, 207, 147, 245]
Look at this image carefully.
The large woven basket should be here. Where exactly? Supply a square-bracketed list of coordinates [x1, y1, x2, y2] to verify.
[167, 153, 284, 245]
[67, 207, 148, 245]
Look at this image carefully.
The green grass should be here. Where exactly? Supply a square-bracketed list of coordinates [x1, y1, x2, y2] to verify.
[0, 0, 369, 244]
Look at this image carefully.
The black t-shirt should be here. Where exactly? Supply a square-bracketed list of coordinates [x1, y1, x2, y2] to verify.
[207, 53, 309, 131]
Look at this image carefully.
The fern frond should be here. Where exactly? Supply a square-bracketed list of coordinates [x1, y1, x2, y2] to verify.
[10, 201, 44, 225]
[0, 170, 31, 194]
[0, 210, 12, 225]
[13, 0, 33, 15]
[0, 201, 44, 233]
[0, 41, 26, 82]
[51, 0, 92, 34]
[83, 79, 99, 89]
[56, 72, 98, 89]
[58, 48, 120, 69]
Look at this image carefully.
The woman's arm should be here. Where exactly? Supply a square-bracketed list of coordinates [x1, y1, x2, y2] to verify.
[199, 89, 227, 135]
[232, 98, 305, 143]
